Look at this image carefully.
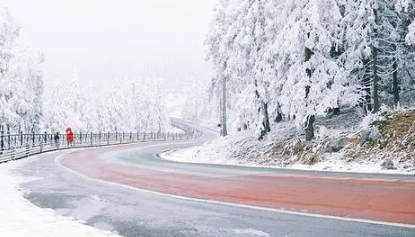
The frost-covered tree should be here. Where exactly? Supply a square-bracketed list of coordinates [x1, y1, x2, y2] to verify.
[201, 0, 415, 141]
[0, 9, 44, 132]
[396, 0, 415, 45]
[205, 0, 235, 137]
[207, 0, 276, 139]
[8, 52, 44, 132]
[273, 0, 352, 140]
[42, 76, 170, 134]
[0, 9, 18, 75]
[408, 22, 415, 45]
[0, 9, 20, 129]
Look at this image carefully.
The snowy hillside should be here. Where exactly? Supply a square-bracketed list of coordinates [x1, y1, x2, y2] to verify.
[164, 107, 415, 173]
[174, 0, 415, 173]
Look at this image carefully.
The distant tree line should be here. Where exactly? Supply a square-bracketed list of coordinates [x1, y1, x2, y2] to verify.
[0, 9, 170, 134]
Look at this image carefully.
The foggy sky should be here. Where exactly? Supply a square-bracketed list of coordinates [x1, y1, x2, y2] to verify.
[1, 0, 216, 88]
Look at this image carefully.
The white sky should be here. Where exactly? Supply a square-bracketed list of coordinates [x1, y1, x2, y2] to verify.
[1, 0, 216, 88]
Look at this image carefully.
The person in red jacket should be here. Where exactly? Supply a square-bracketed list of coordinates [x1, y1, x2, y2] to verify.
[66, 127, 74, 147]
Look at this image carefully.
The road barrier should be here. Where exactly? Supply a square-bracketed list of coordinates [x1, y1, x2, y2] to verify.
[0, 120, 202, 164]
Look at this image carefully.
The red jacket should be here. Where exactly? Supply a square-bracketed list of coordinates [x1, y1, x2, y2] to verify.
[66, 128, 74, 143]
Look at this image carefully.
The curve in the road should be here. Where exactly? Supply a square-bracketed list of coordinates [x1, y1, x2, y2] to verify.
[59, 141, 415, 227]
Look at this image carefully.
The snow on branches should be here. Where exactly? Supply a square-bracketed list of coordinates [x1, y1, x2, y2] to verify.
[0, 9, 44, 132]
[42, 76, 170, 134]
[407, 21, 415, 45]
[204, 0, 415, 139]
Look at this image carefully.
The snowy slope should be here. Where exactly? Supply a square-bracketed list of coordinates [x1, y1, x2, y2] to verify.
[162, 109, 415, 174]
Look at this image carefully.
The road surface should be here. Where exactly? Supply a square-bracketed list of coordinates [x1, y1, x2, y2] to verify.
[10, 124, 415, 237]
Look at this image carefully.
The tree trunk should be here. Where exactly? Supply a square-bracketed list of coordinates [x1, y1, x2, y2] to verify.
[254, 79, 271, 140]
[392, 60, 399, 106]
[305, 115, 315, 142]
[361, 59, 372, 114]
[259, 101, 271, 140]
[305, 44, 315, 141]
[371, 8, 380, 113]
[275, 103, 283, 123]
[220, 76, 227, 137]
[371, 45, 380, 113]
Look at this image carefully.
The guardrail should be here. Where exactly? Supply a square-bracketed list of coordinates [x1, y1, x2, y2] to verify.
[0, 121, 203, 164]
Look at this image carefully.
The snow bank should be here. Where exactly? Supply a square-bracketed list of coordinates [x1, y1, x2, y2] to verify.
[162, 109, 415, 174]
[161, 146, 414, 174]
[0, 159, 122, 237]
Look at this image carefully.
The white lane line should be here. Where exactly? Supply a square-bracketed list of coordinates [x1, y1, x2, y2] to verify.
[266, 175, 414, 183]
[55, 153, 415, 229]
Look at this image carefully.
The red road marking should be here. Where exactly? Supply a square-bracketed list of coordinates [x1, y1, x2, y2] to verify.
[60, 144, 415, 225]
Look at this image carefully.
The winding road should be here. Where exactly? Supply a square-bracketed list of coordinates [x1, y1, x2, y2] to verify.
[12, 123, 415, 237]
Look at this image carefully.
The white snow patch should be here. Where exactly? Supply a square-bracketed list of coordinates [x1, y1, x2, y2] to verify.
[162, 146, 244, 166]
[162, 145, 415, 174]
[0, 158, 122, 237]
[231, 228, 270, 236]
[289, 159, 413, 174]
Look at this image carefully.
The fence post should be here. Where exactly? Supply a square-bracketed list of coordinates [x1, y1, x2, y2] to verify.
[7, 125, 10, 150]
[130, 132, 133, 142]
[56, 132, 60, 149]
[20, 131, 23, 148]
[90, 132, 93, 146]
[107, 132, 110, 145]
[11, 147, 15, 160]
[32, 129, 35, 146]
[0, 125, 4, 154]
[26, 143, 30, 158]
[80, 132, 82, 145]
[143, 133, 146, 142]
[99, 132, 102, 145]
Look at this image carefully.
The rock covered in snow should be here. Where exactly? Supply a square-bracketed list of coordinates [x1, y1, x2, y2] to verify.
[381, 159, 397, 170]
[359, 128, 382, 146]
[325, 137, 348, 153]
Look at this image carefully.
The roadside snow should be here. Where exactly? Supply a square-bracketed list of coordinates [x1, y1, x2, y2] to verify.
[289, 159, 413, 174]
[161, 146, 414, 174]
[162, 108, 415, 175]
[162, 146, 243, 166]
[0, 158, 122, 237]
[231, 228, 270, 237]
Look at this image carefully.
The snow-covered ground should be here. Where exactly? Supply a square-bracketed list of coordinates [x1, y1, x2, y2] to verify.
[0, 157, 121, 237]
[161, 147, 414, 174]
[161, 107, 415, 175]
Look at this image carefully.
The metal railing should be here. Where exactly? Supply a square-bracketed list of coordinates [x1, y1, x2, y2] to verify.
[0, 121, 203, 164]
